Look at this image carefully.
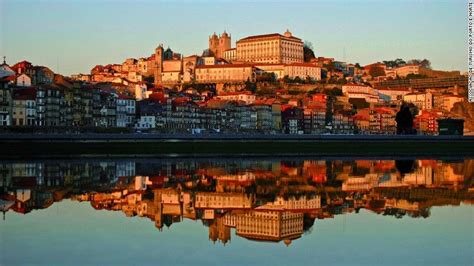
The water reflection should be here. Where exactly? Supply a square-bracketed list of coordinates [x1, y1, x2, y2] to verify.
[1, 158, 473, 246]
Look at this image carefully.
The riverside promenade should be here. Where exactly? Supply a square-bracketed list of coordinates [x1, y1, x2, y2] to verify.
[1, 133, 474, 158]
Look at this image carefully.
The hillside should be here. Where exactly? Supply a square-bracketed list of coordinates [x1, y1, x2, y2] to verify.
[450, 101, 474, 134]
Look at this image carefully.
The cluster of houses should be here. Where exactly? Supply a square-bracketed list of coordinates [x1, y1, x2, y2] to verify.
[0, 60, 466, 135]
[0, 30, 468, 134]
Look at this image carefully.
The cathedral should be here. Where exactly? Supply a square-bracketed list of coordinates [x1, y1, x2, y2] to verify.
[208, 31, 231, 59]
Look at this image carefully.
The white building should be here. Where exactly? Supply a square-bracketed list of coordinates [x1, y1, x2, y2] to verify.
[235, 211, 304, 244]
[236, 30, 304, 64]
[223, 48, 237, 62]
[342, 84, 380, 103]
[135, 115, 156, 130]
[195, 64, 257, 83]
[133, 83, 148, 101]
[0, 61, 15, 78]
[216, 91, 256, 104]
[194, 192, 253, 209]
[16, 73, 32, 87]
[403, 92, 433, 110]
[255, 63, 321, 80]
[116, 95, 136, 127]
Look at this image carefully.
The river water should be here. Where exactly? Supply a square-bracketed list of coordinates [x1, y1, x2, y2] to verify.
[1, 157, 473, 265]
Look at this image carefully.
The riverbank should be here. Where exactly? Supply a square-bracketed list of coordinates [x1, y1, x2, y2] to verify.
[1, 134, 474, 158]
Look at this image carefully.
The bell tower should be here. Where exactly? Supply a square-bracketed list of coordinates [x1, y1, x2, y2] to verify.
[154, 44, 164, 86]
[209, 33, 219, 57]
[218, 31, 231, 59]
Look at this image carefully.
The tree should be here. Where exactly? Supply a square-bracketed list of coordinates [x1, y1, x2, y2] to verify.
[324, 88, 343, 96]
[395, 58, 406, 67]
[307, 88, 321, 95]
[407, 58, 431, 69]
[383, 58, 406, 68]
[244, 78, 256, 93]
[303, 41, 316, 62]
[256, 72, 276, 83]
[324, 62, 335, 72]
[395, 102, 418, 135]
[283, 75, 292, 83]
[405, 73, 428, 79]
[369, 66, 385, 77]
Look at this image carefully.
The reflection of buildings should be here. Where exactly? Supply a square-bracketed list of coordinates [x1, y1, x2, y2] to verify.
[257, 195, 321, 211]
[233, 211, 304, 245]
[342, 174, 380, 191]
[195, 192, 254, 209]
[1, 159, 472, 244]
[209, 216, 231, 245]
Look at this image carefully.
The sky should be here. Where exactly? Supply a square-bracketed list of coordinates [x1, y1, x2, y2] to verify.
[2, 200, 472, 265]
[0, 0, 468, 75]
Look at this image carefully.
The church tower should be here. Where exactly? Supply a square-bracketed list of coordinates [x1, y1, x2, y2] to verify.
[218, 31, 231, 59]
[209, 33, 219, 57]
[154, 44, 164, 86]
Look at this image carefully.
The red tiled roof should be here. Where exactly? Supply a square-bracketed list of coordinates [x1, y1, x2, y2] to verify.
[148, 92, 167, 103]
[117, 94, 135, 100]
[237, 33, 301, 42]
[281, 104, 296, 112]
[352, 114, 370, 121]
[218, 91, 254, 96]
[13, 60, 32, 67]
[254, 98, 280, 106]
[372, 107, 395, 115]
[305, 104, 326, 111]
[172, 97, 191, 105]
[12, 87, 37, 100]
[2, 75, 16, 82]
[196, 64, 254, 69]
[363, 62, 385, 69]
[343, 83, 371, 87]
[442, 94, 465, 98]
[378, 87, 410, 92]
[285, 62, 318, 67]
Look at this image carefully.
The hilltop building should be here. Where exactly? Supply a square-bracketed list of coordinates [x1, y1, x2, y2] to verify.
[209, 32, 232, 59]
[235, 30, 304, 64]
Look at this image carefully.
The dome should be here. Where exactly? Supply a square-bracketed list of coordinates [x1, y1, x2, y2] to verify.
[222, 31, 229, 38]
[284, 29, 292, 37]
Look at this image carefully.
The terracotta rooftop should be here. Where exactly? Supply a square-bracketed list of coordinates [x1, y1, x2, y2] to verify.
[12, 87, 37, 100]
[196, 64, 254, 69]
[237, 33, 301, 42]
[117, 94, 135, 100]
[218, 91, 254, 96]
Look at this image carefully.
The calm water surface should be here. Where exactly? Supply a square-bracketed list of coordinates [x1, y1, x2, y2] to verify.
[1, 158, 473, 265]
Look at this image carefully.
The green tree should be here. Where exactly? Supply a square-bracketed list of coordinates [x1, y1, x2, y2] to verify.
[324, 62, 335, 72]
[324, 87, 343, 96]
[407, 58, 431, 69]
[244, 78, 257, 93]
[283, 75, 292, 83]
[369, 66, 385, 77]
[256, 72, 276, 83]
[303, 41, 316, 62]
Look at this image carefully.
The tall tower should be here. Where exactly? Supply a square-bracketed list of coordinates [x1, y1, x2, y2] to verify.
[209, 33, 219, 57]
[218, 31, 231, 59]
[154, 44, 164, 86]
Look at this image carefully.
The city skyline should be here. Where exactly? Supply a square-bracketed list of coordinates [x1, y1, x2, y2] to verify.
[0, 0, 467, 75]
